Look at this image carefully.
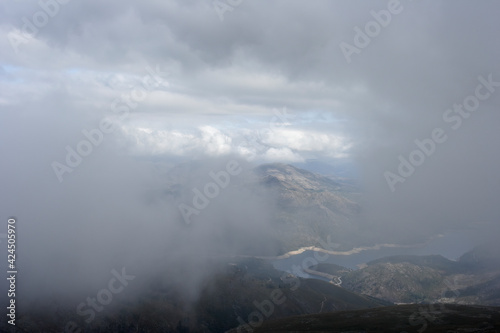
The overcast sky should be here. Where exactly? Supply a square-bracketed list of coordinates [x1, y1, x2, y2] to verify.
[1, 0, 500, 307]
[1, 1, 499, 165]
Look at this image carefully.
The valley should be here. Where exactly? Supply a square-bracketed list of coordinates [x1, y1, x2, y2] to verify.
[3, 163, 499, 333]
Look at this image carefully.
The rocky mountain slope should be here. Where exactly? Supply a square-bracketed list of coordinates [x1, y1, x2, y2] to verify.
[337, 242, 500, 306]
[160, 161, 362, 253]
[251, 163, 360, 251]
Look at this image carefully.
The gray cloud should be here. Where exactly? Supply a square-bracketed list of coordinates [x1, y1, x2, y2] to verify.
[1, 0, 500, 322]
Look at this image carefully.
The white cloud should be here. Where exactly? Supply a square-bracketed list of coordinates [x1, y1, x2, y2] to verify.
[120, 122, 352, 162]
[263, 128, 351, 158]
[262, 147, 304, 163]
[199, 125, 232, 155]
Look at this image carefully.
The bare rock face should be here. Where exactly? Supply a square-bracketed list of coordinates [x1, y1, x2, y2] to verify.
[341, 253, 500, 306]
[254, 163, 359, 215]
[251, 163, 361, 252]
[161, 161, 362, 254]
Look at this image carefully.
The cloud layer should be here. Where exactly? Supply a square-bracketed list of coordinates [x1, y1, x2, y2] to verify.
[1, 0, 500, 322]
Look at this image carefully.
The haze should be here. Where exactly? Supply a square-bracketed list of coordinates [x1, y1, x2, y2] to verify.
[1, 0, 499, 329]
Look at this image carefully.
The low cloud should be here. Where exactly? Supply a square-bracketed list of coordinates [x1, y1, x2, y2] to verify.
[1, 1, 500, 327]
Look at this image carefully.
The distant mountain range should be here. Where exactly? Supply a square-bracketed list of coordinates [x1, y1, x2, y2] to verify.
[8, 162, 499, 332]
[320, 241, 500, 306]
[12, 243, 499, 332]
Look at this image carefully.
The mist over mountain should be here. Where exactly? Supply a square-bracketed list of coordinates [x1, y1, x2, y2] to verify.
[2, 160, 499, 332]
[2, 0, 500, 332]
[157, 161, 362, 253]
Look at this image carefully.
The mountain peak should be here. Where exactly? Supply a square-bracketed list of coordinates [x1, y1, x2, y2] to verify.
[254, 162, 342, 193]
